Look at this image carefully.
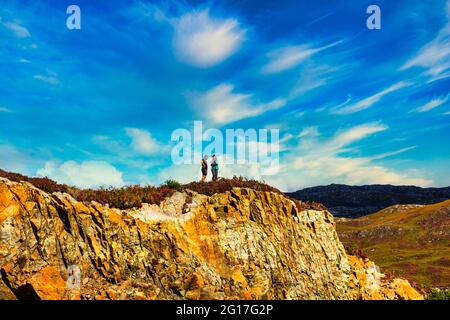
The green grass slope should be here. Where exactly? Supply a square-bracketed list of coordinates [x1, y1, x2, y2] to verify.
[336, 200, 450, 290]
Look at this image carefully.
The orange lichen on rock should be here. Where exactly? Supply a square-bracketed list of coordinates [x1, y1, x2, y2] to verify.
[29, 266, 67, 300]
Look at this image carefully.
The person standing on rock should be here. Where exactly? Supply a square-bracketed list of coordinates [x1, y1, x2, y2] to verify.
[201, 155, 208, 182]
[211, 154, 219, 181]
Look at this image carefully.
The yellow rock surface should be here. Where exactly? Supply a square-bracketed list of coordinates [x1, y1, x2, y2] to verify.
[0, 178, 422, 300]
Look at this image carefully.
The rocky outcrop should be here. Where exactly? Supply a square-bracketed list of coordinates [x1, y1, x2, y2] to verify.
[0, 178, 422, 300]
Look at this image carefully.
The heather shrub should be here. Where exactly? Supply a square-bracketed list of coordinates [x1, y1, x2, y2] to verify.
[0, 168, 175, 210]
[344, 245, 369, 260]
[0, 169, 327, 212]
[0, 169, 68, 193]
[163, 179, 182, 191]
[292, 198, 328, 212]
[427, 289, 450, 300]
[69, 185, 176, 210]
[183, 176, 281, 196]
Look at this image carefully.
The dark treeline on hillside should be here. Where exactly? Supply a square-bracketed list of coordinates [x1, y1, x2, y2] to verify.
[288, 183, 450, 217]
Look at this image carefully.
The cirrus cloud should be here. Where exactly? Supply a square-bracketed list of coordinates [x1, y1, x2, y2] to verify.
[332, 81, 411, 115]
[187, 83, 286, 125]
[1, 20, 30, 38]
[262, 40, 343, 74]
[412, 94, 450, 112]
[401, 0, 450, 81]
[265, 123, 432, 191]
[34, 72, 60, 85]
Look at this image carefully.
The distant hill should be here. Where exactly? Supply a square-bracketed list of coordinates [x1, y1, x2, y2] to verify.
[287, 184, 450, 217]
[336, 200, 450, 289]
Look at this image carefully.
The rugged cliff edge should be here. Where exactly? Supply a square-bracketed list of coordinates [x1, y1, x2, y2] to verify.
[0, 178, 422, 300]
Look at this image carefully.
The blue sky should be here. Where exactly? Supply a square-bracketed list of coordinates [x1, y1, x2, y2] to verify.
[0, 0, 449, 191]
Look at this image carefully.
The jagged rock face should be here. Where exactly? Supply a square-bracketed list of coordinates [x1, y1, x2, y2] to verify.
[0, 178, 422, 300]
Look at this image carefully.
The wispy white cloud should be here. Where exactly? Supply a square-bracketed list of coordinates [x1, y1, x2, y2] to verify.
[332, 81, 411, 115]
[262, 40, 342, 74]
[1, 20, 30, 38]
[37, 160, 125, 188]
[188, 83, 285, 125]
[367, 146, 417, 161]
[125, 128, 162, 155]
[306, 12, 335, 26]
[265, 123, 431, 191]
[171, 9, 245, 67]
[298, 126, 320, 139]
[412, 94, 450, 112]
[34, 72, 60, 85]
[316, 95, 352, 113]
[288, 64, 339, 98]
[0, 107, 12, 113]
[401, 0, 450, 81]
[326, 123, 388, 152]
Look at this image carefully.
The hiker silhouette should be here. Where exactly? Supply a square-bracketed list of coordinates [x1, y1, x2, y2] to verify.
[211, 154, 219, 181]
[201, 155, 208, 182]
